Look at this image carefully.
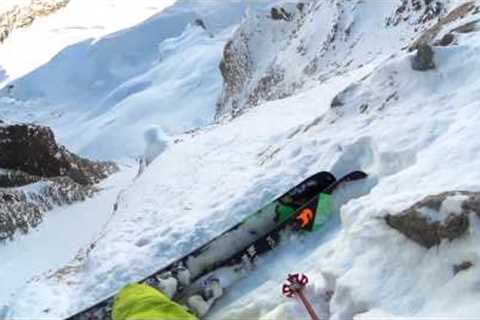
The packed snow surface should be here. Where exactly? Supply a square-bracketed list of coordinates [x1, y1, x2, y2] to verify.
[0, 166, 136, 305]
[0, 0, 176, 82]
[2, 0, 480, 319]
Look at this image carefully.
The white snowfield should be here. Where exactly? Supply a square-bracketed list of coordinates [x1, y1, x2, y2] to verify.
[2, 0, 480, 319]
[0, 0, 268, 161]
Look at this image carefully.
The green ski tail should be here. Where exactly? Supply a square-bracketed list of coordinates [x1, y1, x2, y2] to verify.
[275, 203, 297, 224]
[312, 193, 332, 231]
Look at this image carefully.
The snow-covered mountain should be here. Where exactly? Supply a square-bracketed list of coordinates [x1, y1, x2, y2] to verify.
[2, 0, 480, 319]
[0, 0, 70, 44]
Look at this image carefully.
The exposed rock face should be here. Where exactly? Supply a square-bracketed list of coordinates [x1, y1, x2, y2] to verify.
[411, 44, 435, 71]
[434, 32, 455, 46]
[0, 170, 41, 188]
[385, 191, 480, 248]
[0, 0, 70, 43]
[410, 1, 479, 50]
[0, 178, 96, 241]
[0, 124, 116, 185]
[331, 93, 345, 108]
[194, 18, 206, 30]
[217, 0, 449, 120]
[386, 0, 445, 27]
[271, 7, 292, 21]
[0, 123, 117, 241]
[454, 261, 473, 275]
[215, 3, 308, 119]
[214, 0, 480, 119]
[217, 32, 253, 118]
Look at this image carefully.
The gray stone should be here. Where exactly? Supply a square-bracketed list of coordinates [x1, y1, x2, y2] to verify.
[0, 123, 118, 241]
[385, 191, 480, 248]
[411, 44, 436, 71]
[0, 124, 117, 185]
[331, 95, 344, 108]
[435, 33, 455, 46]
[271, 7, 291, 21]
[454, 261, 473, 275]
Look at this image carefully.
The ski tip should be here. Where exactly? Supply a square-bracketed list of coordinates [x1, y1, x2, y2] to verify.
[348, 170, 368, 180]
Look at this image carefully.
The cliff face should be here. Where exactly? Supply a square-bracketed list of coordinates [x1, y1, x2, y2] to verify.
[0, 0, 70, 43]
[214, 0, 462, 119]
[0, 123, 117, 241]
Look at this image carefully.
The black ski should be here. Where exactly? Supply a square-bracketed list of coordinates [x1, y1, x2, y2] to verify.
[174, 171, 368, 318]
[65, 171, 337, 320]
[197, 170, 368, 277]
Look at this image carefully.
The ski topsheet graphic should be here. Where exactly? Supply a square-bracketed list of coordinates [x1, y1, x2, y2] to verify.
[66, 171, 338, 320]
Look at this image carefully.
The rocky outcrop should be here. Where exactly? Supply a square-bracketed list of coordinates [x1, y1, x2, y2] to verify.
[454, 261, 473, 275]
[434, 32, 455, 46]
[0, 178, 96, 241]
[215, 3, 307, 119]
[0, 169, 41, 188]
[0, 124, 116, 185]
[0, 123, 117, 241]
[411, 44, 435, 71]
[386, 0, 445, 27]
[215, 0, 476, 119]
[409, 1, 479, 50]
[0, 0, 70, 43]
[216, 32, 253, 118]
[271, 7, 292, 21]
[385, 191, 480, 248]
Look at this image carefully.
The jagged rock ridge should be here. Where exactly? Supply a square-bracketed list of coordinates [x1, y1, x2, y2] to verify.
[0, 123, 117, 241]
[0, 0, 70, 43]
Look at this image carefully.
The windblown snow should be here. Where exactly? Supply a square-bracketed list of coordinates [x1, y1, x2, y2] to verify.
[2, 0, 480, 319]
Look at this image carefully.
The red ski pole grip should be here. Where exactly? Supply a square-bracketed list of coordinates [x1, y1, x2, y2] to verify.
[282, 273, 319, 320]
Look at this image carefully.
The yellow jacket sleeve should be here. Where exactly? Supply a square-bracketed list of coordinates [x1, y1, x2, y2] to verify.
[113, 283, 197, 320]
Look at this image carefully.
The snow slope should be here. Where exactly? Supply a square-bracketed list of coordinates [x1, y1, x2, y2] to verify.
[0, 0, 268, 160]
[0, 165, 136, 306]
[0, 1, 30, 13]
[4, 0, 480, 319]
[0, 0, 176, 82]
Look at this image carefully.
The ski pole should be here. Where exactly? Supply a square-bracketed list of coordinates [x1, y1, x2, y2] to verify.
[282, 273, 320, 320]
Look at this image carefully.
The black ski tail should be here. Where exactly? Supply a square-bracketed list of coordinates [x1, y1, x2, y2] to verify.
[293, 170, 368, 231]
[323, 170, 368, 194]
[224, 170, 368, 266]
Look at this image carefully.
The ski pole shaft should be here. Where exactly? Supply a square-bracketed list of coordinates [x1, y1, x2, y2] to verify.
[297, 290, 320, 320]
[282, 273, 320, 320]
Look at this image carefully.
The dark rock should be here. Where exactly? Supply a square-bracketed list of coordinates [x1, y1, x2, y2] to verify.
[297, 3, 305, 13]
[411, 44, 435, 71]
[413, 0, 422, 11]
[409, 2, 475, 51]
[0, 124, 117, 185]
[435, 33, 455, 46]
[385, 191, 480, 248]
[271, 7, 291, 21]
[246, 68, 285, 107]
[387, 0, 444, 27]
[359, 104, 369, 113]
[0, 170, 41, 188]
[194, 19, 206, 30]
[331, 95, 344, 108]
[0, 177, 96, 241]
[0, 123, 118, 241]
[454, 261, 473, 275]
[450, 19, 480, 33]
[216, 33, 253, 118]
